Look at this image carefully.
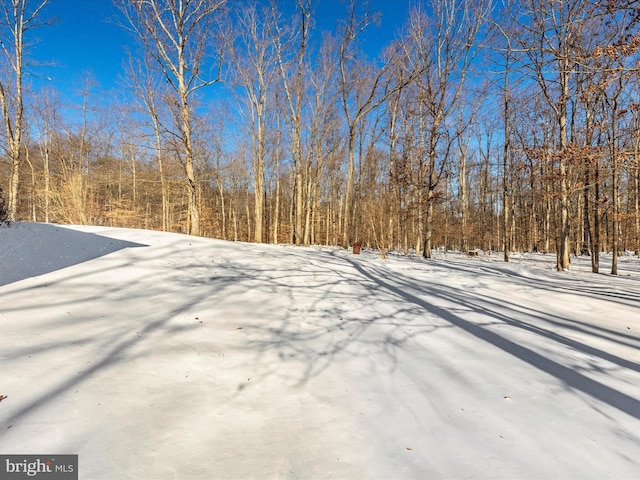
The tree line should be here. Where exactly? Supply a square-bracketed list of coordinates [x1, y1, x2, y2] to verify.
[1, 0, 640, 274]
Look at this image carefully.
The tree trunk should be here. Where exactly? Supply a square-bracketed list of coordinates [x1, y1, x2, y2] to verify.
[635, 153, 640, 257]
[557, 61, 571, 271]
[459, 140, 468, 252]
[592, 159, 601, 273]
[180, 93, 200, 235]
[342, 129, 356, 248]
[503, 59, 511, 262]
[254, 114, 265, 243]
[612, 142, 619, 275]
[7, 152, 21, 220]
[423, 194, 434, 258]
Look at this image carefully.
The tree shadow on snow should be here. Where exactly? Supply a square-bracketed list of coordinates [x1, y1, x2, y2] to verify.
[235, 247, 640, 422]
[344, 256, 640, 421]
[0, 234, 225, 437]
[0, 223, 147, 286]
[2, 236, 639, 453]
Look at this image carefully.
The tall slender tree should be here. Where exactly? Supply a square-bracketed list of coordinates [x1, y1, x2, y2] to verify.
[519, 0, 608, 270]
[272, 0, 310, 245]
[229, 2, 280, 243]
[401, 0, 488, 258]
[118, 0, 227, 236]
[125, 52, 173, 232]
[0, 0, 48, 220]
[338, 0, 420, 248]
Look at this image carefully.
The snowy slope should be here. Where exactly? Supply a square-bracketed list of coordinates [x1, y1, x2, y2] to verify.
[1, 222, 639, 479]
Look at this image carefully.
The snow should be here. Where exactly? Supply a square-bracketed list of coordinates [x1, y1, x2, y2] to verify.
[1, 222, 639, 479]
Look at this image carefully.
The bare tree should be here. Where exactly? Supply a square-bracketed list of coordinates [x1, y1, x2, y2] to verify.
[271, 0, 310, 245]
[338, 0, 420, 248]
[401, 0, 489, 258]
[631, 80, 640, 257]
[118, 0, 227, 236]
[0, 0, 48, 220]
[229, 2, 280, 243]
[32, 86, 59, 223]
[490, 5, 519, 262]
[305, 34, 342, 246]
[519, 0, 640, 271]
[601, 74, 628, 275]
[125, 52, 173, 231]
[593, 4, 640, 273]
[53, 76, 95, 225]
[518, 0, 610, 270]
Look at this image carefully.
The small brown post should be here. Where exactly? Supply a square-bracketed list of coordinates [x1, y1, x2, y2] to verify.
[353, 242, 361, 254]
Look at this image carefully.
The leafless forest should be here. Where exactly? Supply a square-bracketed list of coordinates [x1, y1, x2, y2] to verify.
[1, 0, 640, 273]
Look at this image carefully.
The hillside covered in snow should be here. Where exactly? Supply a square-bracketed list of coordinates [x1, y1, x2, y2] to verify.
[1, 222, 639, 479]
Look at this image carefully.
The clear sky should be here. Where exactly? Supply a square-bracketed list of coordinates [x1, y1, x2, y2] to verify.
[26, 0, 412, 103]
[30, 0, 124, 95]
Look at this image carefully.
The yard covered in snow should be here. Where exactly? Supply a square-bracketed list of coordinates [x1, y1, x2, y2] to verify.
[1, 222, 639, 479]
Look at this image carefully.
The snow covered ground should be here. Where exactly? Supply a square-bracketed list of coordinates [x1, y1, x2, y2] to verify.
[1, 222, 639, 479]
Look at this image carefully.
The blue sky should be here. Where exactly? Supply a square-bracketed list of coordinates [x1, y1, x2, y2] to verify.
[30, 0, 123, 94]
[27, 0, 412, 102]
